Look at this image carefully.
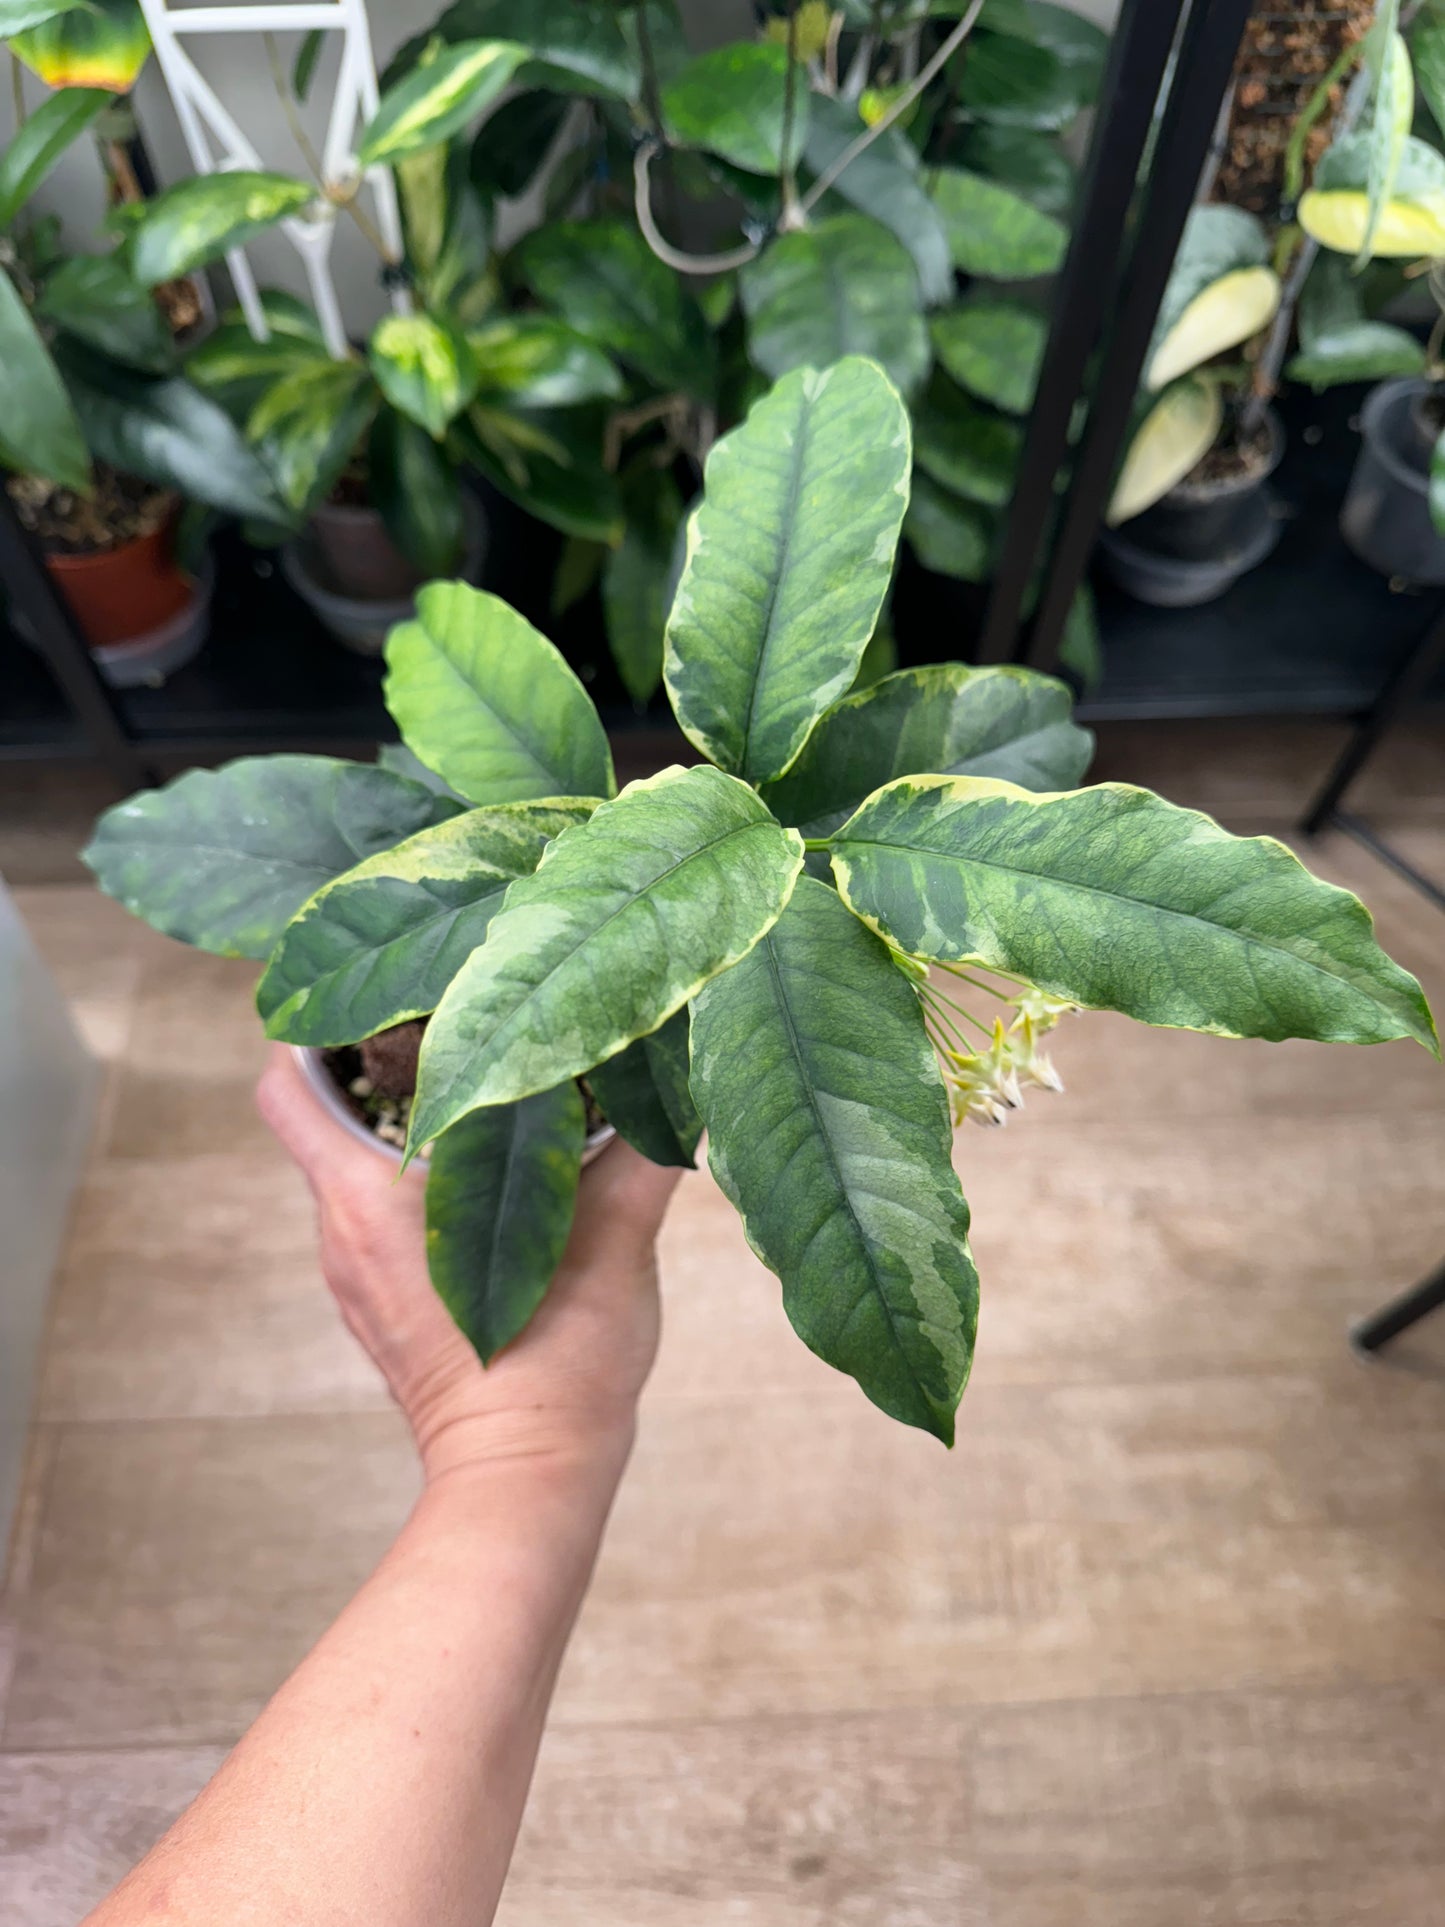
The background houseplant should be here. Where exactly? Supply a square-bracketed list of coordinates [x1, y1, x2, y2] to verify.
[0, 73, 288, 681]
[86, 353, 1437, 1444]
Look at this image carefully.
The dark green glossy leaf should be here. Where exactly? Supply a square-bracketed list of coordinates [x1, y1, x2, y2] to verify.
[0, 266, 89, 491]
[663, 41, 806, 175]
[399, 142, 493, 313]
[930, 165, 1067, 279]
[930, 297, 1046, 413]
[603, 456, 683, 705]
[588, 1009, 700, 1168]
[369, 408, 466, 577]
[292, 25, 323, 99]
[760, 663, 1092, 839]
[408, 765, 805, 1144]
[469, 89, 571, 197]
[470, 315, 622, 406]
[83, 755, 460, 960]
[831, 776, 1439, 1051]
[514, 218, 713, 395]
[741, 212, 930, 398]
[802, 93, 953, 307]
[0, 0, 89, 35]
[56, 336, 288, 521]
[425, 1083, 584, 1361]
[38, 252, 174, 373]
[0, 84, 108, 225]
[356, 38, 526, 168]
[248, 357, 377, 514]
[1286, 251, 1425, 389]
[456, 402, 623, 543]
[913, 369, 1021, 507]
[1021, 0, 1109, 93]
[665, 357, 911, 785]
[387, 0, 639, 99]
[130, 171, 314, 286]
[384, 579, 616, 805]
[257, 799, 595, 1044]
[368, 311, 479, 437]
[956, 121, 1075, 218]
[904, 471, 992, 579]
[690, 878, 978, 1444]
[955, 27, 1083, 132]
[377, 743, 467, 800]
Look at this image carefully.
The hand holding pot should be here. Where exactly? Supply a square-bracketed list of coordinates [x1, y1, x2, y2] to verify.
[256, 1045, 682, 1483]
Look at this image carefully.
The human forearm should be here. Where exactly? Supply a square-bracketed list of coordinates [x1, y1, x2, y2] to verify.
[86, 1443, 630, 1927]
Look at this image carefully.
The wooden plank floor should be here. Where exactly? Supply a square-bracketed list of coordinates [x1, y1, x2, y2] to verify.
[2, 720, 1444, 1926]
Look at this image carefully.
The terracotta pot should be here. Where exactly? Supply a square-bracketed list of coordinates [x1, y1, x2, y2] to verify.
[309, 500, 422, 603]
[45, 517, 193, 648]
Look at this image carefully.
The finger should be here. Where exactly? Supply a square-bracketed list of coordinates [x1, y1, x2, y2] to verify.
[256, 1045, 418, 1196]
[572, 1136, 685, 1253]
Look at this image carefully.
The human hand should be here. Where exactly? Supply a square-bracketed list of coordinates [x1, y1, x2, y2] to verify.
[256, 1046, 682, 1485]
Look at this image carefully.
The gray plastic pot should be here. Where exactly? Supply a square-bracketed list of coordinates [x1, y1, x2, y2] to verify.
[1340, 376, 1445, 586]
[282, 493, 487, 656]
[292, 1046, 615, 1167]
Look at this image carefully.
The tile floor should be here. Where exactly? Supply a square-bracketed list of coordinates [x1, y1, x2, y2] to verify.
[2, 720, 1444, 1925]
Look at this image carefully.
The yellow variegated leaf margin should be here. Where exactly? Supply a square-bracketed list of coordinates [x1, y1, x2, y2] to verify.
[1108, 376, 1221, 526]
[406, 765, 806, 1153]
[256, 798, 600, 1046]
[690, 877, 977, 1445]
[355, 39, 526, 168]
[828, 775, 1439, 1052]
[368, 311, 479, 438]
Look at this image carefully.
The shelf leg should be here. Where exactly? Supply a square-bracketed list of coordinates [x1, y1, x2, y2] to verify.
[1301, 602, 1445, 836]
[0, 487, 153, 793]
[1350, 1259, 1445, 1354]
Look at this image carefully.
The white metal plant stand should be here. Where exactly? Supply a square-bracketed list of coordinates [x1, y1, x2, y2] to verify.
[135, 0, 406, 357]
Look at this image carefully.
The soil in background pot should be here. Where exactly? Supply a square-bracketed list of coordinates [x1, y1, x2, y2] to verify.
[8, 467, 194, 646]
[321, 1020, 606, 1152]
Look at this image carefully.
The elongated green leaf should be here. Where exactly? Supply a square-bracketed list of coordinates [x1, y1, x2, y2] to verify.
[426, 1083, 584, 1361]
[690, 878, 978, 1443]
[37, 253, 174, 373]
[604, 457, 683, 706]
[0, 267, 89, 491]
[930, 166, 1067, 280]
[0, 0, 88, 35]
[129, 172, 314, 287]
[588, 1009, 700, 1168]
[408, 766, 805, 1147]
[0, 84, 108, 225]
[1413, 8, 1445, 136]
[513, 219, 712, 395]
[292, 24, 323, 99]
[369, 408, 465, 577]
[185, 315, 330, 408]
[387, 0, 639, 99]
[1364, 31, 1418, 265]
[356, 39, 525, 167]
[663, 358, 910, 786]
[905, 471, 993, 580]
[455, 403, 622, 543]
[761, 664, 1092, 839]
[248, 357, 376, 514]
[741, 213, 930, 398]
[831, 776, 1439, 1052]
[384, 581, 616, 806]
[663, 42, 806, 175]
[257, 799, 595, 1044]
[931, 298, 1045, 414]
[957, 121, 1075, 218]
[469, 315, 622, 406]
[368, 311, 478, 437]
[912, 371, 1021, 507]
[84, 756, 461, 960]
[9, 0, 149, 91]
[801, 94, 953, 308]
[1286, 251, 1425, 390]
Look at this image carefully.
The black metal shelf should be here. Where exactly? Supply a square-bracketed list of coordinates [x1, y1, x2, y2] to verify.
[1082, 382, 1445, 722]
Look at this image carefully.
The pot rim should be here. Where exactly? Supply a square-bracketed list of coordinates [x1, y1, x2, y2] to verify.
[42, 497, 182, 572]
[1163, 404, 1285, 509]
[290, 1044, 616, 1168]
[284, 489, 486, 617]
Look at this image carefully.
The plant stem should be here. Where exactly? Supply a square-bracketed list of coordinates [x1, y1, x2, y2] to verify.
[796, 0, 984, 218]
[778, 1, 803, 230]
[10, 52, 25, 131]
[632, 139, 763, 274]
[264, 31, 324, 183]
[801, 837, 832, 851]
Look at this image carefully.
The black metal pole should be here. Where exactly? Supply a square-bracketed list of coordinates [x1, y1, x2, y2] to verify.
[1351, 1258, 1445, 1353]
[1024, 0, 1257, 672]
[1302, 600, 1445, 834]
[0, 487, 152, 791]
[974, 0, 1189, 665]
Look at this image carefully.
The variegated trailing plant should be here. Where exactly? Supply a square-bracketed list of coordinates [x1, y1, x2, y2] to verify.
[85, 355, 1438, 1443]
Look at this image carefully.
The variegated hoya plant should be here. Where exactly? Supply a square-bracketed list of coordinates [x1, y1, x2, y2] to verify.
[87, 356, 1438, 1443]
